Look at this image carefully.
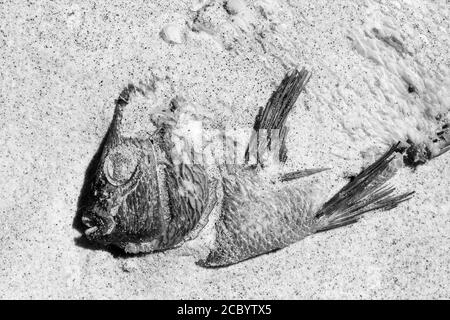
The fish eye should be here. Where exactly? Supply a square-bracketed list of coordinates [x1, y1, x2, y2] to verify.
[103, 147, 138, 186]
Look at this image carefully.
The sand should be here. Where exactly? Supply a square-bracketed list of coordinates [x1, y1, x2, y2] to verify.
[0, 0, 449, 299]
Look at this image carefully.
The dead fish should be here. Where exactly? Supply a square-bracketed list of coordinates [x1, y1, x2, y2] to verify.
[81, 68, 416, 267]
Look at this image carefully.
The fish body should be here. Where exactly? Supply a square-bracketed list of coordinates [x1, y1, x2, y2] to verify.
[81, 69, 416, 267]
[200, 168, 317, 267]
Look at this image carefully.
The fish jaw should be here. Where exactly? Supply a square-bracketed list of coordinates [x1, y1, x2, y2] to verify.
[82, 201, 118, 243]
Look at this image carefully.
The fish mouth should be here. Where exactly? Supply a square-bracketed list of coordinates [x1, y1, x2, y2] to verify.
[82, 210, 116, 240]
[82, 214, 95, 228]
[82, 215, 101, 240]
[84, 226, 99, 237]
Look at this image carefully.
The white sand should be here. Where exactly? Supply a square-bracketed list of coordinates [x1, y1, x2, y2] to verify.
[0, 0, 449, 299]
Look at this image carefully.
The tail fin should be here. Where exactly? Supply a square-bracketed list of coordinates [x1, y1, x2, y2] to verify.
[245, 68, 311, 166]
[314, 143, 414, 232]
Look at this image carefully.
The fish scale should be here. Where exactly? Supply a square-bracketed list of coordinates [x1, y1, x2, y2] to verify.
[199, 170, 316, 267]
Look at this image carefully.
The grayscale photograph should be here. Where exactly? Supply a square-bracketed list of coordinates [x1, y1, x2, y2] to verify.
[0, 0, 449, 300]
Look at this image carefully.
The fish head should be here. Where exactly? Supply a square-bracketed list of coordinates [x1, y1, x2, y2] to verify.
[81, 83, 170, 250]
